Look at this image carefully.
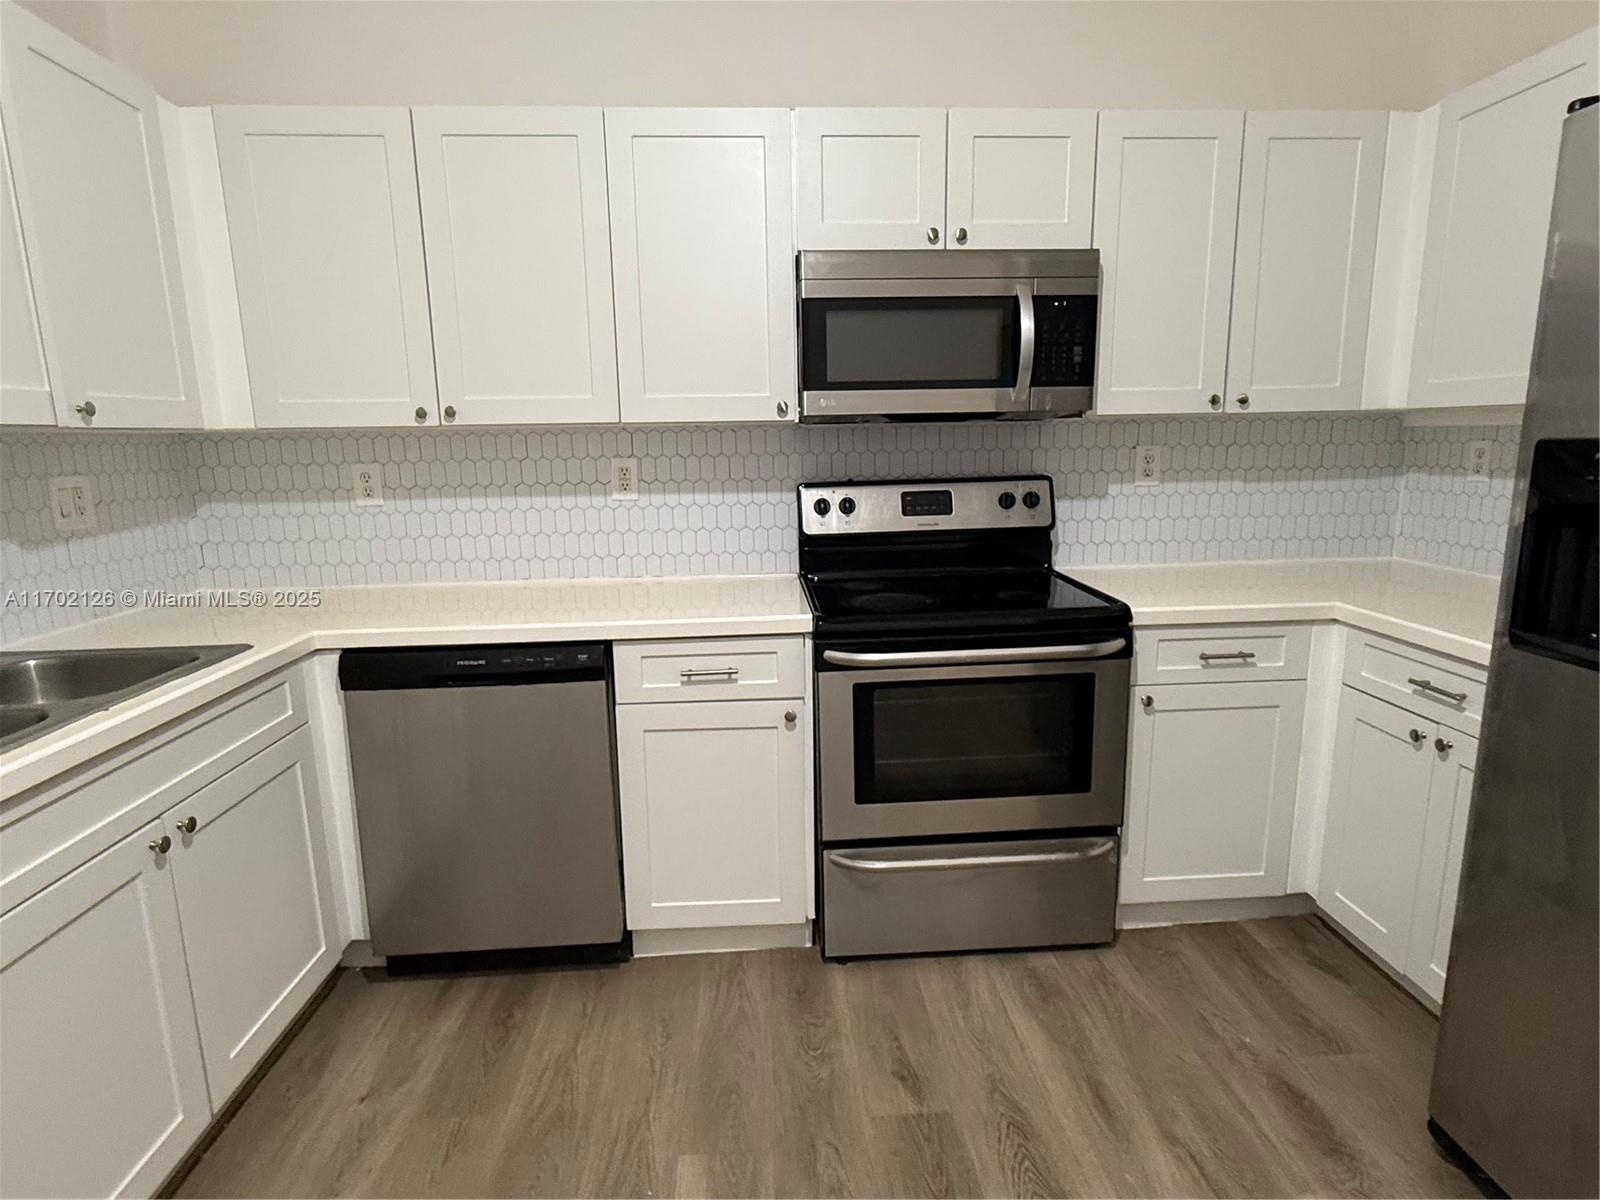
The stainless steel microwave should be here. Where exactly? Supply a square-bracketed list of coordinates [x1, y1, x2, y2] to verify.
[798, 249, 1098, 422]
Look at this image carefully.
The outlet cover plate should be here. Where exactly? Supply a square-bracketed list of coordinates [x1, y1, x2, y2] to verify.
[1467, 440, 1493, 480]
[47, 475, 96, 533]
[1133, 445, 1162, 486]
[611, 458, 639, 500]
[351, 463, 384, 506]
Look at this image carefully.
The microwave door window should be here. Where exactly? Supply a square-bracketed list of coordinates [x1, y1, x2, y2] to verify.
[802, 297, 1019, 390]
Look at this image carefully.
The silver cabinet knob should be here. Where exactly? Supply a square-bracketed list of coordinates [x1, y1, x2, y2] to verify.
[1140, 695, 1154, 709]
[1409, 728, 1426, 744]
[776, 399, 790, 418]
[443, 405, 457, 423]
[1435, 737, 1454, 753]
[1237, 394, 1251, 409]
[784, 710, 797, 725]
[927, 226, 940, 244]
[414, 406, 428, 424]
[1208, 394, 1222, 410]
[75, 400, 96, 421]
[955, 227, 968, 245]
[175, 816, 198, 834]
[149, 835, 171, 855]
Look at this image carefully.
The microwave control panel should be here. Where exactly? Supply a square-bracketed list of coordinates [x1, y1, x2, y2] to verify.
[1032, 294, 1097, 389]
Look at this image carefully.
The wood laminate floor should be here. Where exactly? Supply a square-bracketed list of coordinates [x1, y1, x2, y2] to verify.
[175, 916, 1479, 1199]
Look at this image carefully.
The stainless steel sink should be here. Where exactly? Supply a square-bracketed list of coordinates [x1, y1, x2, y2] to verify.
[0, 645, 250, 753]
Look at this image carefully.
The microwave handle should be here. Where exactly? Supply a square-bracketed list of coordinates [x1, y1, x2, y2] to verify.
[1014, 281, 1035, 407]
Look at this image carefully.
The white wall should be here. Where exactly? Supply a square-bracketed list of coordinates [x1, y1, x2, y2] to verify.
[22, 0, 1598, 110]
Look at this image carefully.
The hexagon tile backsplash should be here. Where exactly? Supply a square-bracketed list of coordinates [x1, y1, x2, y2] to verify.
[0, 415, 1520, 641]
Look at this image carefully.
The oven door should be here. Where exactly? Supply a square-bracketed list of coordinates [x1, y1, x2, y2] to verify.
[817, 641, 1130, 841]
[799, 278, 1035, 419]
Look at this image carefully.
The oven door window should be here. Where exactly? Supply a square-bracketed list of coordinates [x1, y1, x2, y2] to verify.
[853, 674, 1094, 804]
[801, 296, 1020, 391]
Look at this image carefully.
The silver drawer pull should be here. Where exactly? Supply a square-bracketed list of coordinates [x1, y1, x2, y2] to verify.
[1198, 650, 1256, 663]
[1408, 677, 1468, 705]
[680, 666, 739, 682]
[827, 841, 1115, 873]
[822, 638, 1126, 669]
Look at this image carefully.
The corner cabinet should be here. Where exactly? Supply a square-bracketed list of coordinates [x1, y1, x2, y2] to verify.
[605, 108, 798, 423]
[0, 3, 200, 429]
[213, 106, 438, 428]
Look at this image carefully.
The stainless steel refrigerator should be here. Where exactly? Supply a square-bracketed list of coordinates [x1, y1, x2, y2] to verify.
[1429, 95, 1599, 1198]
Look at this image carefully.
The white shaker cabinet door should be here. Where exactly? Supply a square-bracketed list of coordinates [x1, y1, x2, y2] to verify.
[796, 108, 947, 249]
[1405, 731, 1479, 1004]
[1225, 111, 1388, 413]
[1092, 111, 1244, 415]
[0, 104, 54, 425]
[605, 108, 797, 423]
[1408, 31, 1598, 408]
[0, 822, 210, 1200]
[946, 108, 1096, 249]
[0, 3, 199, 429]
[413, 107, 619, 426]
[165, 728, 339, 1103]
[615, 699, 808, 929]
[1318, 688, 1436, 969]
[1121, 681, 1305, 904]
[214, 106, 437, 428]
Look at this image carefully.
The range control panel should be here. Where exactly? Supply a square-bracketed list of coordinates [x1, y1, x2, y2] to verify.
[799, 478, 1055, 536]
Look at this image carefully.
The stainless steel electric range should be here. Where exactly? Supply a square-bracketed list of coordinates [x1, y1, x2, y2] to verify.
[799, 476, 1133, 959]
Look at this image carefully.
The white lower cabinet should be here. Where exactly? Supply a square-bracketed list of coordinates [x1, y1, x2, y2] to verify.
[163, 727, 338, 1100]
[615, 698, 808, 930]
[1121, 680, 1304, 903]
[0, 820, 210, 1199]
[1402, 729, 1479, 1003]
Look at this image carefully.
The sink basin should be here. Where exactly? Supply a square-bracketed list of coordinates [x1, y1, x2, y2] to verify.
[0, 644, 250, 754]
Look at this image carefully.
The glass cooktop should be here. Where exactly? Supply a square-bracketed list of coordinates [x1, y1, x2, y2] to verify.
[802, 567, 1129, 637]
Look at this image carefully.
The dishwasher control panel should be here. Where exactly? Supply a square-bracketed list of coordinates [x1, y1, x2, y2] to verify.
[340, 642, 608, 689]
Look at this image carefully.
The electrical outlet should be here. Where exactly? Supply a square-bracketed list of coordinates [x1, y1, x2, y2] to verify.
[47, 475, 96, 533]
[1133, 445, 1162, 486]
[351, 463, 384, 506]
[611, 458, 639, 501]
[1467, 440, 1493, 481]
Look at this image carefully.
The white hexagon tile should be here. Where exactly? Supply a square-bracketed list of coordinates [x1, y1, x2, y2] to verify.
[0, 416, 1521, 642]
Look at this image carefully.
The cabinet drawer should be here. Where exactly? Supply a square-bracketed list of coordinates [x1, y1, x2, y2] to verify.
[1342, 631, 1486, 736]
[0, 665, 307, 914]
[1134, 624, 1311, 685]
[614, 637, 806, 704]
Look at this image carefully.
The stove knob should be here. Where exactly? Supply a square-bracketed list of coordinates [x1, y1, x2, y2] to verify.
[838, 496, 857, 516]
[812, 497, 831, 517]
[1023, 490, 1042, 509]
[998, 491, 1017, 510]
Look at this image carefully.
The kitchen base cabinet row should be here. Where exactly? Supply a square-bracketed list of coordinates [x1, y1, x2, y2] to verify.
[0, 679, 338, 1200]
[1120, 622, 1486, 1006]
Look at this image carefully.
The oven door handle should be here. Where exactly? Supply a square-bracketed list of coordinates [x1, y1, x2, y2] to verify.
[827, 840, 1116, 874]
[821, 638, 1126, 668]
[1014, 281, 1035, 408]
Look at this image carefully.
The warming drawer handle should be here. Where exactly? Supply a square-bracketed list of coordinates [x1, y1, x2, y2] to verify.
[827, 840, 1116, 873]
[821, 638, 1126, 668]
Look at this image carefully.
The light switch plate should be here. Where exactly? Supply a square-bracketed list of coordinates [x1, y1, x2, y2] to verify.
[1133, 445, 1162, 486]
[47, 475, 96, 533]
[351, 463, 384, 506]
[1467, 440, 1493, 480]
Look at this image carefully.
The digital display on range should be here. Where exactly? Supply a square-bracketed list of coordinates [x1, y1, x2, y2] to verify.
[901, 489, 954, 517]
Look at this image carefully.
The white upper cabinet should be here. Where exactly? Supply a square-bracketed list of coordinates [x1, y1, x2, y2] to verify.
[605, 107, 797, 423]
[0, 105, 54, 425]
[214, 106, 437, 428]
[796, 108, 948, 248]
[0, 3, 200, 429]
[413, 107, 619, 426]
[1408, 31, 1598, 408]
[946, 108, 1096, 249]
[1225, 111, 1388, 413]
[1092, 110, 1244, 415]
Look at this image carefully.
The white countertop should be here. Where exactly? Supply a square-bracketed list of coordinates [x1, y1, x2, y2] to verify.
[1, 574, 812, 797]
[1071, 557, 1499, 665]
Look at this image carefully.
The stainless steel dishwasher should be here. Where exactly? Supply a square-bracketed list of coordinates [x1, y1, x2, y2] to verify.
[340, 643, 627, 967]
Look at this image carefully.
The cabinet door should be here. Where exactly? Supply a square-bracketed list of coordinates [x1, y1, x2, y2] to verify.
[1409, 31, 1597, 408]
[164, 728, 338, 1102]
[0, 104, 54, 425]
[1318, 689, 1436, 967]
[615, 699, 807, 929]
[413, 107, 619, 426]
[214, 106, 437, 428]
[1092, 111, 1244, 415]
[606, 108, 797, 423]
[796, 108, 947, 249]
[1405, 731, 1479, 1003]
[1121, 681, 1305, 904]
[0, 821, 210, 1199]
[0, 4, 199, 429]
[946, 108, 1096, 249]
[1224, 111, 1387, 413]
